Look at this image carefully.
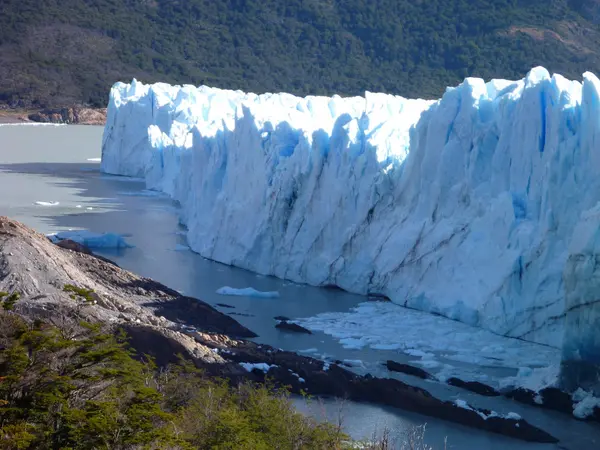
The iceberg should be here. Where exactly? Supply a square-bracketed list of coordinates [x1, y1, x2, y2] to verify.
[102, 67, 600, 392]
[49, 230, 133, 249]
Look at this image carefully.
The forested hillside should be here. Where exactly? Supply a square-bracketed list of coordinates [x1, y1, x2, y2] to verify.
[1, 0, 600, 108]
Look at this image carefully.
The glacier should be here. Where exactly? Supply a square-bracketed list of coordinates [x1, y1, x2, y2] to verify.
[101, 67, 600, 393]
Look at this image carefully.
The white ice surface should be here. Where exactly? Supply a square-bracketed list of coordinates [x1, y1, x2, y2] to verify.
[101, 68, 600, 372]
[216, 286, 280, 298]
[49, 230, 133, 249]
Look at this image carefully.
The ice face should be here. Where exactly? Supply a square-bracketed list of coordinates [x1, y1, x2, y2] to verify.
[102, 67, 600, 391]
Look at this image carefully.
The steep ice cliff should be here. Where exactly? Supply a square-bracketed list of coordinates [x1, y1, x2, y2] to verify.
[101, 68, 600, 390]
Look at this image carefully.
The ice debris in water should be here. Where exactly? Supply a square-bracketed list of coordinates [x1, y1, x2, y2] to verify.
[572, 389, 600, 419]
[34, 201, 60, 206]
[216, 286, 280, 298]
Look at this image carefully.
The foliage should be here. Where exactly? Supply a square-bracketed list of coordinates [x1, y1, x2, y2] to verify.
[63, 284, 95, 304]
[1, 0, 600, 108]
[0, 291, 20, 311]
[0, 313, 349, 449]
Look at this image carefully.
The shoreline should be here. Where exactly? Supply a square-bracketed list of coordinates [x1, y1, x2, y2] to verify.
[0, 216, 563, 444]
[0, 107, 106, 125]
[0, 110, 31, 124]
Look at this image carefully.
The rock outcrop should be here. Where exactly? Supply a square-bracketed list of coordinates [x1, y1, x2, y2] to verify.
[27, 107, 106, 125]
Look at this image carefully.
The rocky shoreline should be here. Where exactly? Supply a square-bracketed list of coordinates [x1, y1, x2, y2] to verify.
[0, 107, 106, 125]
[0, 217, 562, 444]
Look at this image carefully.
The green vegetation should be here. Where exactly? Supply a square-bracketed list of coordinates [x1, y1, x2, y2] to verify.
[0, 292, 20, 311]
[63, 284, 95, 304]
[1, 0, 600, 108]
[0, 312, 350, 449]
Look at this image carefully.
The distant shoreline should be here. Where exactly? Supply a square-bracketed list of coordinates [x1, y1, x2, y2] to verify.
[0, 107, 106, 125]
[0, 110, 31, 124]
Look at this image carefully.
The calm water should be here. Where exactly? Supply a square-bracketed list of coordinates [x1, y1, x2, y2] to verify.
[0, 124, 598, 449]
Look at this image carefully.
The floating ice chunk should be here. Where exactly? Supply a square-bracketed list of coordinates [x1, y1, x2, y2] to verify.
[572, 389, 600, 419]
[239, 362, 277, 373]
[87, 157, 101, 162]
[50, 230, 133, 249]
[34, 201, 60, 206]
[499, 364, 559, 392]
[216, 286, 280, 298]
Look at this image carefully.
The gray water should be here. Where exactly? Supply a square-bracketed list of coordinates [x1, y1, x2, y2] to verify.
[0, 124, 598, 449]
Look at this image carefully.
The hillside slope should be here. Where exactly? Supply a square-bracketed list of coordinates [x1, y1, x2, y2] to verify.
[1, 0, 600, 108]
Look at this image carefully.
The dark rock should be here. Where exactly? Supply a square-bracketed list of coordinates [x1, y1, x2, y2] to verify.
[275, 321, 312, 334]
[274, 315, 291, 321]
[56, 239, 92, 254]
[504, 387, 537, 405]
[539, 387, 573, 414]
[54, 238, 120, 268]
[142, 295, 257, 338]
[122, 325, 193, 367]
[447, 377, 500, 397]
[386, 360, 434, 380]
[216, 303, 235, 309]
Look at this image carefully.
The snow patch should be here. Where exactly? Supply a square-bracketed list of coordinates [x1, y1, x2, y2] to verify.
[239, 362, 277, 373]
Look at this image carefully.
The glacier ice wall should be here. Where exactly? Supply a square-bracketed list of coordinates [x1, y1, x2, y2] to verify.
[101, 68, 600, 368]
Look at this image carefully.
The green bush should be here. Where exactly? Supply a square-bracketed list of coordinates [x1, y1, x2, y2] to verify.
[0, 291, 20, 311]
[0, 314, 349, 449]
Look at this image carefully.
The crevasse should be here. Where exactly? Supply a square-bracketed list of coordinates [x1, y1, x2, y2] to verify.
[101, 67, 600, 392]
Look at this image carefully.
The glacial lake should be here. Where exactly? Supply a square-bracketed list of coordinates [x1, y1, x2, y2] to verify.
[0, 124, 598, 449]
